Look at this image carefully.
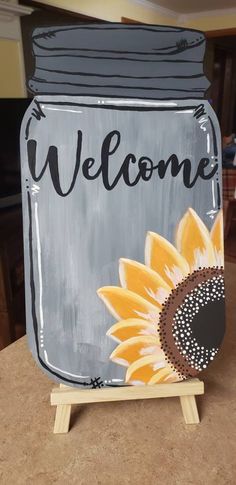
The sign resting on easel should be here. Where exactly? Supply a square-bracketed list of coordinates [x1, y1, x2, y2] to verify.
[20, 24, 225, 388]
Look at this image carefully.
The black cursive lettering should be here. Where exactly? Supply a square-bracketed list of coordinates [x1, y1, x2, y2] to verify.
[27, 130, 218, 196]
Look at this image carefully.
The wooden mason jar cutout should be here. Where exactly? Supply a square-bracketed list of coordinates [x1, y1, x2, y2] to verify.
[20, 24, 225, 389]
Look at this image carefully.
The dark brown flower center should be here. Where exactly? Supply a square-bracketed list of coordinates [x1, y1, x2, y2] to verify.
[158, 267, 225, 379]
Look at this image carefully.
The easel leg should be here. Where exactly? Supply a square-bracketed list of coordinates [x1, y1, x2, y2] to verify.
[53, 404, 72, 434]
[180, 395, 200, 424]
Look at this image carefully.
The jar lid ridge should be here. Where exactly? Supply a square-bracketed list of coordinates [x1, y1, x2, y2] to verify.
[29, 23, 209, 99]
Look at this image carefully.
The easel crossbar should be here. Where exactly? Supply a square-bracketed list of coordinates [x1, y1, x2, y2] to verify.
[51, 379, 204, 406]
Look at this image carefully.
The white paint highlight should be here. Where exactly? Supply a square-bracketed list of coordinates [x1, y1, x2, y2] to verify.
[42, 106, 83, 114]
[211, 180, 216, 209]
[207, 133, 210, 154]
[104, 99, 177, 106]
[175, 110, 193, 114]
[32, 184, 40, 196]
[34, 201, 44, 330]
[199, 117, 208, 132]
[206, 209, 217, 216]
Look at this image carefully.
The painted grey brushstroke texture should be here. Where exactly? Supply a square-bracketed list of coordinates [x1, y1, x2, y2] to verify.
[36, 57, 203, 77]
[28, 24, 209, 98]
[20, 96, 221, 385]
[20, 25, 223, 386]
[32, 24, 200, 52]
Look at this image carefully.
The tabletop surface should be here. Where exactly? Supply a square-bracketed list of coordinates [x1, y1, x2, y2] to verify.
[0, 262, 236, 485]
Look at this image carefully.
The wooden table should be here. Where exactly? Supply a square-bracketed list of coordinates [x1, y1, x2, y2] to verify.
[1, 269, 236, 485]
[0, 262, 235, 484]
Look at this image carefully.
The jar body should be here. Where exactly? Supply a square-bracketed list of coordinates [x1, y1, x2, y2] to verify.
[20, 96, 224, 387]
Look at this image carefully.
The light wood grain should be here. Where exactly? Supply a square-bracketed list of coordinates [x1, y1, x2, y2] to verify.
[180, 395, 200, 424]
[53, 404, 72, 434]
[51, 379, 204, 406]
[51, 379, 204, 432]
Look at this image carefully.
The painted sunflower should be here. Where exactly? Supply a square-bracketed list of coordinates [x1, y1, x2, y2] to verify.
[97, 208, 225, 385]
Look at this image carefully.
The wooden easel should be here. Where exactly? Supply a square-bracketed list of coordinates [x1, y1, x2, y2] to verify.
[50, 378, 204, 433]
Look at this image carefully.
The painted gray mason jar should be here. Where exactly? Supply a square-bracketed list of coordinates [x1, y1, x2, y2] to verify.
[20, 24, 225, 388]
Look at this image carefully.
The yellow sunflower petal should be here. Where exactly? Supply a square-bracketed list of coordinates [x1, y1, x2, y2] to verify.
[210, 209, 224, 258]
[109, 335, 162, 367]
[97, 287, 160, 322]
[148, 367, 174, 384]
[175, 208, 216, 270]
[106, 318, 158, 342]
[145, 231, 189, 288]
[125, 354, 167, 384]
[119, 258, 171, 307]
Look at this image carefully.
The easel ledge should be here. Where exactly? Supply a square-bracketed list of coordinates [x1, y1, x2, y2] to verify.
[50, 378, 204, 433]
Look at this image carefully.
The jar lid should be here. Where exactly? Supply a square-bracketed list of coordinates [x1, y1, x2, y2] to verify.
[29, 23, 209, 99]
